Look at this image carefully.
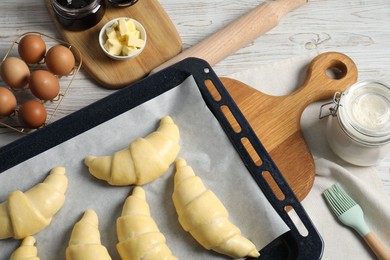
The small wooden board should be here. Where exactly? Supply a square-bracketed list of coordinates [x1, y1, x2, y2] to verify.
[45, 0, 182, 89]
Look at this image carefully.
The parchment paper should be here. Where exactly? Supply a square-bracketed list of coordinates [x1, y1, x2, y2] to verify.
[0, 76, 288, 259]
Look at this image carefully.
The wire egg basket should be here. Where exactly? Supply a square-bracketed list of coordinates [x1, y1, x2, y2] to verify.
[0, 31, 82, 135]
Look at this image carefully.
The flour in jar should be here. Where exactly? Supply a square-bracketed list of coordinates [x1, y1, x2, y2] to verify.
[351, 92, 390, 131]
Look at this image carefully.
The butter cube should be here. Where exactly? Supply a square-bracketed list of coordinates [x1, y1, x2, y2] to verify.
[104, 38, 122, 56]
[126, 19, 136, 32]
[122, 45, 138, 56]
[111, 20, 119, 29]
[118, 19, 129, 37]
[105, 26, 117, 39]
[128, 30, 140, 39]
[127, 36, 144, 48]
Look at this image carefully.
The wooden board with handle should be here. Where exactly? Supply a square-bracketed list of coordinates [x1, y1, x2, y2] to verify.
[216, 52, 358, 201]
[45, 0, 182, 89]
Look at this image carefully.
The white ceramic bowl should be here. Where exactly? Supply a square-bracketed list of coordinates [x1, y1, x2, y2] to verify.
[98, 17, 146, 61]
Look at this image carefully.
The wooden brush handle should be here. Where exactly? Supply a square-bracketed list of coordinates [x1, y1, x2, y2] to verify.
[152, 0, 307, 73]
[364, 232, 390, 260]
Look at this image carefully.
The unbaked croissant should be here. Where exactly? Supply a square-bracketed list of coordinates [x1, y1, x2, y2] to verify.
[10, 236, 39, 260]
[172, 158, 259, 258]
[66, 209, 112, 260]
[84, 116, 180, 186]
[116, 186, 178, 260]
[0, 167, 68, 240]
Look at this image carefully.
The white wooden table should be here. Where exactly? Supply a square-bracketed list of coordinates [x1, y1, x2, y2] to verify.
[1, 0, 389, 195]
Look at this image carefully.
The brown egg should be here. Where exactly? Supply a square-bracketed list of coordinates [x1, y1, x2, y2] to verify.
[18, 100, 47, 128]
[0, 57, 30, 89]
[0, 87, 17, 116]
[29, 70, 60, 100]
[45, 45, 75, 76]
[18, 34, 46, 64]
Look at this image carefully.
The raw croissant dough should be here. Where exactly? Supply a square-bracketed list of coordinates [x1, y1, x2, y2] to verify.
[66, 209, 112, 260]
[84, 116, 180, 186]
[0, 167, 68, 239]
[10, 236, 39, 260]
[116, 186, 178, 260]
[172, 158, 260, 258]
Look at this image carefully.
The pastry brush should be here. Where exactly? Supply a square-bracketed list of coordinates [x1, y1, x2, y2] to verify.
[323, 183, 390, 260]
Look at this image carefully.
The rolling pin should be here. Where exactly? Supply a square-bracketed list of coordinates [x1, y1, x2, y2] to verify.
[152, 0, 308, 73]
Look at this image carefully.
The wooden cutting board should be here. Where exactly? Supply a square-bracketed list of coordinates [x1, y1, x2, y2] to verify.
[209, 52, 358, 201]
[45, 0, 182, 89]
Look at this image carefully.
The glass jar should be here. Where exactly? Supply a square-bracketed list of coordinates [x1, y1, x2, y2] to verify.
[325, 81, 390, 166]
[51, 0, 106, 31]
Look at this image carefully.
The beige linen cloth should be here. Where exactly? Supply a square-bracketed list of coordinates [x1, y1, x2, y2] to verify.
[228, 50, 390, 260]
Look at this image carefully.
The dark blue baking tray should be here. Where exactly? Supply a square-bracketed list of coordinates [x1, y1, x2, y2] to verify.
[0, 58, 323, 259]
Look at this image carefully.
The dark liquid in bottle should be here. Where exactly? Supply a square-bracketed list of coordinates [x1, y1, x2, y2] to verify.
[53, 0, 105, 31]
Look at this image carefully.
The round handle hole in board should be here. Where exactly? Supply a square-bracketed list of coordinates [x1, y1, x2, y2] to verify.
[325, 60, 348, 80]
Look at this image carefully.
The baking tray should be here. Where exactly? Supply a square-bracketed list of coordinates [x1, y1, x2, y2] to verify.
[0, 58, 323, 259]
